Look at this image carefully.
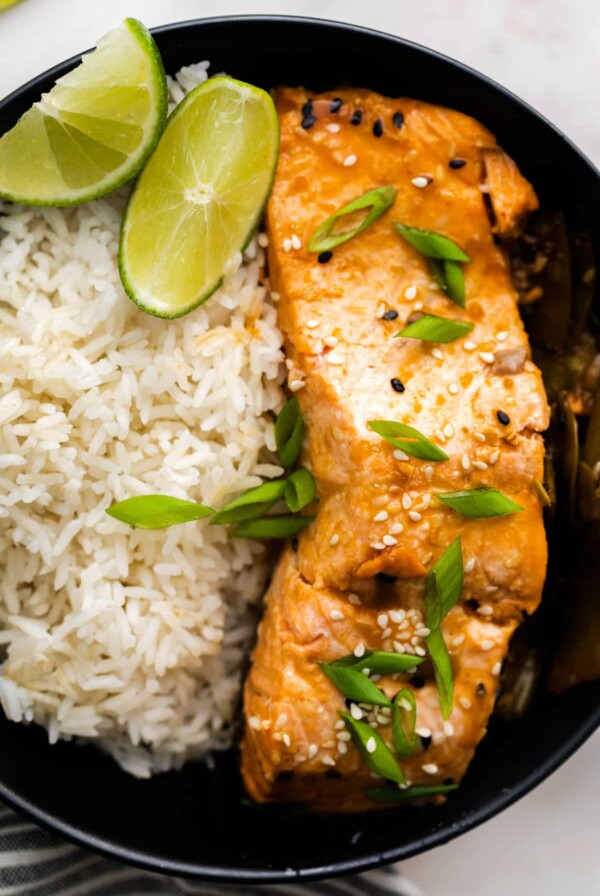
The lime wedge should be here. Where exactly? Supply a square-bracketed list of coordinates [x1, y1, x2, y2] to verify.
[119, 76, 279, 318]
[0, 19, 167, 205]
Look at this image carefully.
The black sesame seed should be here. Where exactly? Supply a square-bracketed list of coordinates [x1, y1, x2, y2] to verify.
[373, 118, 384, 137]
[376, 572, 396, 584]
[325, 769, 342, 779]
[291, 537, 299, 552]
[449, 158, 467, 169]
[301, 100, 314, 118]
[350, 109, 363, 125]
[318, 251, 333, 264]
[391, 378, 405, 393]
[476, 682, 487, 697]
[301, 115, 317, 130]
[497, 410, 510, 425]
[392, 111, 404, 128]
[276, 769, 295, 781]
[330, 97, 343, 113]
[420, 735, 432, 751]
[410, 674, 425, 689]
[382, 309, 399, 320]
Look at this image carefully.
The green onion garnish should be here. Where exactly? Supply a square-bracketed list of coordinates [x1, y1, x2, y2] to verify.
[326, 649, 425, 675]
[428, 257, 447, 292]
[106, 495, 214, 529]
[340, 712, 406, 785]
[284, 467, 317, 513]
[437, 487, 523, 518]
[368, 420, 449, 462]
[392, 689, 417, 759]
[396, 313, 473, 344]
[442, 260, 466, 307]
[425, 627, 454, 719]
[275, 397, 304, 468]
[229, 514, 314, 539]
[367, 783, 458, 803]
[394, 224, 470, 262]
[210, 480, 287, 525]
[309, 186, 397, 253]
[319, 663, 392, 708]
[425, 536, 463, 629]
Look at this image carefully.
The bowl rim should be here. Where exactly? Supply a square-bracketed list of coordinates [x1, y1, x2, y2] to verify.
[0, 12, 599, 884]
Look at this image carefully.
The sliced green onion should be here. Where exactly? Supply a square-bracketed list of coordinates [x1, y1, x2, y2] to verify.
[275, 397, 304, 468]
[426, 627, 454, 719]
[392, 689, 417, 759]
[284, 467, 317, 513]
[425, 537, 463, 629]
[443, 260, 466, 307]
[211, 480, 287, 525]
[368, 420, 448, 462]
[319, 664, 392, 708]
[229, 514, 314, 539]
[394, 224, 470, 262]
[309, 186, 397, 253]
[328, 650, 425, 675]
[106, 495, 214, 529]
[396, 313, 473, 344]
[428, 257, 448, 291]
[437, 487, 523, 518]
[340, 712, 406, 785]
[368, 783, 458, 803]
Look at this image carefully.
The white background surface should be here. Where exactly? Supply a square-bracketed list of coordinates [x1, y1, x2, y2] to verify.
[0, 1, 598, 894]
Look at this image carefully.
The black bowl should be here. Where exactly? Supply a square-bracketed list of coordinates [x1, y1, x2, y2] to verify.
[0, 15, 598, 884]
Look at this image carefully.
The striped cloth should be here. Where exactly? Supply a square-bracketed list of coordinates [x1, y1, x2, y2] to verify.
[0, 804, 421, 896]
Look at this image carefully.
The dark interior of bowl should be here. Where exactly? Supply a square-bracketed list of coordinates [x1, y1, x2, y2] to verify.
[0, 16, 598, 883]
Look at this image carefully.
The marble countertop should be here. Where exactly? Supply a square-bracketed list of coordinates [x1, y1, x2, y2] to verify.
[1, 1, 598, 894]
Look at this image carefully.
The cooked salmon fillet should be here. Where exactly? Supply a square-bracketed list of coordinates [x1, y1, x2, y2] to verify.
[241, 88, 550, 811]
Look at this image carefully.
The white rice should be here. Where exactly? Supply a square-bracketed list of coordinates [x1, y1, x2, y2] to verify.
[0, 64, 284, 777]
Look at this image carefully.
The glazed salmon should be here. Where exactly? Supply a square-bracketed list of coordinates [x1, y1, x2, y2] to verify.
[241, 88, 550, 811]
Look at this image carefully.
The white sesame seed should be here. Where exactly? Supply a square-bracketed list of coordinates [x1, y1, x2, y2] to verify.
[350, 704, 363, 720]
[389, 610, 403, 623]
[393, 448, 409, 461]
[412, 176, 430, 188]
[348, 593, 362, 606]
[422, 763, 439, 774]
[291, 234, 302, 250]
[407, 510, 421, 522]
[389, 522, 404, 535]
[343, 154, 357, 167]
[374, 510, 389, 522]
[404, 285, 418, 300]
[432, 347, 444, 361]
[404, 644, 415, 654]
[459, 696, 472, 710]
[366, 737, 377, 754]
[463, 341, 476, 351]
[481, 639, 494, 651]
[473, 431, 486, 443]
[276, 713, 288, 728]
[478, 604, 494, 617]
[354, 642, 366, 658]
[283, 238, 292, 252]
[380, 628, 393, 640]
[335, 720, 345, 730]
[322, 756, 336, 766]
[338, 741, 348, 754]
[464, 558, 475, 573]
[497, 331, 508, 342]
[393, 640, 405, 653]
[416, 626, 431, 637]
[375, 713, 388, 725]
[323, 740, 335, 748]
[307, 318, 319, 328]
[444, 721, 455, 736]
[326, 122, 340, 133]
[489, 449, 500, 465]
[452, 634, 465, 647]
[282, 733, 292, 747]
[337, 731, 352, 742]
[323, 335, 338, 347]
[402, 494, 412, 509]
[327, 350, 344, 365]
[479, 351, 495, 364]
[460, 453, 472, 471]
[330, 609, 344, 621]
[249, 716, 261, 730]
[289, 379, 305, 392]
[443, 423, 454, 438]
[383, 534, 398, 546]
[414, 301, 423, 311]
[258, 232, 269, 247]
[377, 614, 389, 629]
[414, 646, 427, 656]
[424, 465, 434, 481]
[416, 727, 432, 738]
[435, 429, 446, 443]
[308, 744, 318, 758]
[370, 541, 385, 550]
[473, 460, 488, 470]
[398, 621, 410, 633]
[448, 382, 459, 395]
[329, 533, 340, 546]
[492, 661, 502, 675]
